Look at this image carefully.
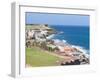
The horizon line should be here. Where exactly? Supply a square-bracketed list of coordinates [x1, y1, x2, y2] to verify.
[26, 24, 89, 27]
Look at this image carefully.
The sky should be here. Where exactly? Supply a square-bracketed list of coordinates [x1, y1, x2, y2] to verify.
[26, 12, 89, 26]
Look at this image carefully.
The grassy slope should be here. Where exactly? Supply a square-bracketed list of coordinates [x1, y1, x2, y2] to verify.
[26, 25, 52, 30]
[26, 47, 63, 67]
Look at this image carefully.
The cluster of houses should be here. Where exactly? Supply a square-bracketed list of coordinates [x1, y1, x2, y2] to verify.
[26, 24, 51, 47]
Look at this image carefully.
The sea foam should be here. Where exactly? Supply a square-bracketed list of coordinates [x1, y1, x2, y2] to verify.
[47, 34, 55, 39]
[71, 45, 89, 58]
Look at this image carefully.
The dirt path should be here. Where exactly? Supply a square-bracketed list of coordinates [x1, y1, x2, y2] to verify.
[40, 48, 77, 62]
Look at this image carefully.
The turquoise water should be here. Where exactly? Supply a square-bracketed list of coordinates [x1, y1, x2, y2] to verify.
[49, 25, 89, 50]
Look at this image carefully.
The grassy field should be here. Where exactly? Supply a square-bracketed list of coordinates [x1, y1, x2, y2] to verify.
[26, 25, 52, 30]
[26, 47, 63, 67]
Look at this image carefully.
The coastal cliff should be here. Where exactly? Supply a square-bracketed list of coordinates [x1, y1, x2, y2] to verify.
[26, 24, 56, 33]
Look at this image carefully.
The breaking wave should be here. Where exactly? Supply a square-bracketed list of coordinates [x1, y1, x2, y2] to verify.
[71, 45, 89, 58]
[47, 34, 55, 39]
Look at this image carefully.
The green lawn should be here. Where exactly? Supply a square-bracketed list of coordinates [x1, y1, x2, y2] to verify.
[26, 47, 63, 67]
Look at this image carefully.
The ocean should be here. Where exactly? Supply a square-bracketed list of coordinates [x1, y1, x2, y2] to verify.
[49, 25, 89, 52]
